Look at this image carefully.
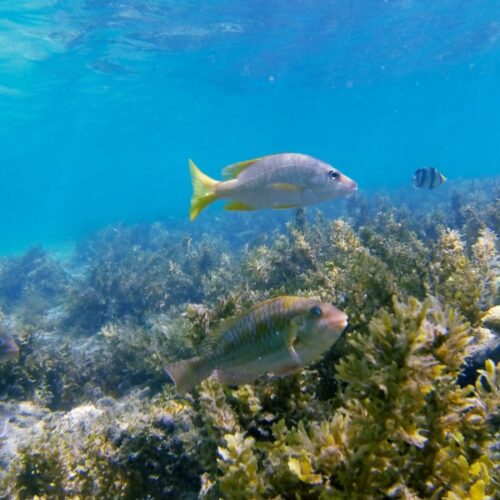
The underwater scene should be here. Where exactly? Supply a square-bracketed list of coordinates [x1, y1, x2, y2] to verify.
[0, 1, 499, 498]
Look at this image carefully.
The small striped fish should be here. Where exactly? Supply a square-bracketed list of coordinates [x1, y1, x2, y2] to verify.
[188, 153, 357, 220]
[166, 296, 348, 394]
[413, 167, 447, 189]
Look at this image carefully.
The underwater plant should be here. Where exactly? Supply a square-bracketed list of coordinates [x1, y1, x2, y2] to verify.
[0, 179, 498, 498]
[0, 247, 69, 316]
[0, 395, 202, 499]
[198, 297, 499, 499]
[64, 225, 233, 335]
[430, 228, 492, 325]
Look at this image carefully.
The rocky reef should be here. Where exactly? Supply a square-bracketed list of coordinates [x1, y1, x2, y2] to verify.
[0, 178, 498, 498]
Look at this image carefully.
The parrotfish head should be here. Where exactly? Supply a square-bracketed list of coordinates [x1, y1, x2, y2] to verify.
[307, 161, 357, 198]
[292, 300, 348, 359]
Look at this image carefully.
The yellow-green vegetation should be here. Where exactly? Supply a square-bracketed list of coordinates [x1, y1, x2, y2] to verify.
[0, 396, 202, 499]
[197, 297, 499, 499]
[0, 180, 498, 497]
[3, 297, 497, 498]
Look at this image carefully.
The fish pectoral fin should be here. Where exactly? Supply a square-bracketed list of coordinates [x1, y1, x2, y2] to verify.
[286, 327, 302, 365]
[288, 344, 301, 365]
[271, 347, 302, 378]
[270, 183, 304, 193]
[222, 158, 263, 179]
[224, 201, 256, 211]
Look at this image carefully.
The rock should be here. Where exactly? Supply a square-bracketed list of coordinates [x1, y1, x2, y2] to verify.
[60, 404, 104, 434]
[156, 413, 176, 433]
[482, 306, 500, 331]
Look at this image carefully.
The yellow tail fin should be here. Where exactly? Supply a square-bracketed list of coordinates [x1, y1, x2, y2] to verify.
[189, 159, 218, 221]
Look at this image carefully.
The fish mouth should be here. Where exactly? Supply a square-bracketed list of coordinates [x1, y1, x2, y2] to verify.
[340, 176, 357, 193]
[322, 312, 348, 332]
[346, 180, 358, 192]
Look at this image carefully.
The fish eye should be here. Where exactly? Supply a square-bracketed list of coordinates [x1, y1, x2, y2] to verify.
[310, 306, 322, 318]
[328, 170, 340, 180]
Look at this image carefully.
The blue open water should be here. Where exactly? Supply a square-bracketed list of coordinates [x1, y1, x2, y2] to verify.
[0, 1, 499, 253]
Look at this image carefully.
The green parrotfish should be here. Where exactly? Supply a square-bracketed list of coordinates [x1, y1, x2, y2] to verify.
[188, 153, 357, 221]
[166, 296, 348, 395]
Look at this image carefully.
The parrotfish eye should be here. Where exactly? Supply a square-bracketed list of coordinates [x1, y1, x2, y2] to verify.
[328, 170, 340, 180]
[310, 306, 322, 318]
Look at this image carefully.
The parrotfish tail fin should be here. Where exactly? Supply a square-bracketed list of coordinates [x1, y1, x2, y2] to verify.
[165, 357, 205, 395]
[189, 159, 218, 221]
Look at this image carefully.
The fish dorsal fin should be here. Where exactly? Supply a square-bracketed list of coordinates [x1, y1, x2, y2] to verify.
[222, 157, 263, 179]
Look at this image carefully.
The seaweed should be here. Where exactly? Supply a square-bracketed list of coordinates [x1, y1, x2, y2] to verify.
[193, 297, 498, 498]
[64, 225, 232, 335]
[0, 178, 498, 497]
[0, 247, 69, 316]
[0, 395, 202, 499]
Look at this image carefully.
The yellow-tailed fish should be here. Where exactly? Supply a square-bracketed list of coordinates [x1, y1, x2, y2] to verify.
[188, 153, 357, 220]
[165, 296, 348, 395]
[413, 167, 447, 189]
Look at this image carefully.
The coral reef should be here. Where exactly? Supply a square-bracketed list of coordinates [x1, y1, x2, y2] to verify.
[0, 178, 498, 497]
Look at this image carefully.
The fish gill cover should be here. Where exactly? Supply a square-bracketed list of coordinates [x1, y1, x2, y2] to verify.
[0, 1, 499, 498]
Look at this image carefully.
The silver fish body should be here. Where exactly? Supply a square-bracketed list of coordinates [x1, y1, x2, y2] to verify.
[218, 153, 357, 208]
[189, 153, 357, 220]
[166, 296, 348, 394]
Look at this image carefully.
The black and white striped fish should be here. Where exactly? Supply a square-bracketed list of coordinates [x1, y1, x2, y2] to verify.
[413, 167, 447, 189]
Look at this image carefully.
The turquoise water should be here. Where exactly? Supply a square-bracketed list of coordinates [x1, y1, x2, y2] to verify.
[0, 4, 499, 496]
[0, 1, 499, 253]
